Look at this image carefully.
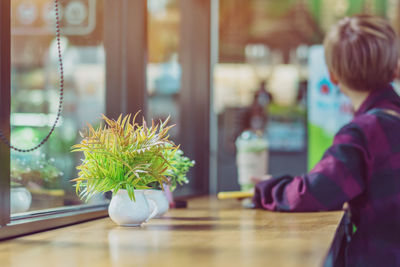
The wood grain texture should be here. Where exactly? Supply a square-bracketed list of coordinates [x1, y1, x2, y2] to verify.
[0, 197, 342, 267]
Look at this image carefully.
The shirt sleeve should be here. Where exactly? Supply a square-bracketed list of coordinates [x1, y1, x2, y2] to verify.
[253, 122, 371, 212]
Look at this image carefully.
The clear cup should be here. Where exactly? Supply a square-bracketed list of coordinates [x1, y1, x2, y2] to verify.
[235, 130, 268, 191]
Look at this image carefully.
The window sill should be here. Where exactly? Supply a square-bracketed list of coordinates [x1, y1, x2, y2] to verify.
[0, 204, 108, 241]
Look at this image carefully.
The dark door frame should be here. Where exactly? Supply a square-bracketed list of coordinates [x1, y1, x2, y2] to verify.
[105, 0, 148, 121]
[180, 0, 212, 195]
[0, 0, 11, 227]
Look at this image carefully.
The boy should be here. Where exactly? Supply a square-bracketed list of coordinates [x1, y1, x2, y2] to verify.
[253, 15, 400, 267]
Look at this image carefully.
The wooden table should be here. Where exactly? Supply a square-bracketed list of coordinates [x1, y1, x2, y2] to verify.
[0, 197, 342, 267]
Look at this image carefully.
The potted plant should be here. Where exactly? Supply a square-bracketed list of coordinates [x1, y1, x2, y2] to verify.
[166, 148, 195, 191]
[10, 155, 63, 213]
[10, 181, 32, 214]
[71, 113, 178, 226]
[145, 147, 195, 217]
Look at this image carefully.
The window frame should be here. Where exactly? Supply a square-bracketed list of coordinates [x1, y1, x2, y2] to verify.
[0, 0, 11, 228]
[179, 0, 212, 195]
[0, 205, 107, 240]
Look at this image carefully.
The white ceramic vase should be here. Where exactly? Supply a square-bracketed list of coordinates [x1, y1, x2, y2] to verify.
[108, 189, 158, 226]
[144, 190, 169, 218]
[10, 187, 32, 214]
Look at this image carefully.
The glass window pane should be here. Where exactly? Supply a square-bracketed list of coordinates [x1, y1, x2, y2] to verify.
[148, 0, 194, 196]
[10, 0, 107, 214]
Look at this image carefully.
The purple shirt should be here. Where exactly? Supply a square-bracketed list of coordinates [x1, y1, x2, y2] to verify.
[253, 86, 400, 266]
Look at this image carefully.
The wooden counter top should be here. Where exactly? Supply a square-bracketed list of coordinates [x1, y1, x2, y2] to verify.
[0, 197, 342, 267]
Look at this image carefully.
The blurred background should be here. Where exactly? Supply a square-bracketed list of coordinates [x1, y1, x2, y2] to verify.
[9, 0, 400, 214]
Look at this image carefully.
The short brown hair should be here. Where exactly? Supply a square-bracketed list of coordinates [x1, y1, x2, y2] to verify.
[324, 14, 399, 91]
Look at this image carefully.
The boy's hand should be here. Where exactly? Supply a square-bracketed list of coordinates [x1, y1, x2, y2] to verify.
[235, 175, 272, 201]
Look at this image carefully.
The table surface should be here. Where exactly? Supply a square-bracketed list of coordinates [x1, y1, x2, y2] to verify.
[0, 197, 342, 267]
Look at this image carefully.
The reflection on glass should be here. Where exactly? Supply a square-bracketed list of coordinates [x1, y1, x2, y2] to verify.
[245, 44, 271, 82]
[10, 0, 106, 214]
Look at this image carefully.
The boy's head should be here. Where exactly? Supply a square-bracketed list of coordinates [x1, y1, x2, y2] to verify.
[324, 14, 399, 92]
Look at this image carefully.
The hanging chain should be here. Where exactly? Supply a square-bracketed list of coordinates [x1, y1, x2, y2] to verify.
[0, 0, 64, 153]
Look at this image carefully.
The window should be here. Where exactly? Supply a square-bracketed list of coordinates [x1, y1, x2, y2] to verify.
[0, 0, 115, 238]
[147, 0, 213, 196]
[0, 0, 212, 239]
[10, 0, 107, 214]
[147, 0, 181, 141]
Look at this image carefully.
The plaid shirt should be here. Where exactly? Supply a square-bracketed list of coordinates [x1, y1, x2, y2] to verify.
[253, 86, 400, 266]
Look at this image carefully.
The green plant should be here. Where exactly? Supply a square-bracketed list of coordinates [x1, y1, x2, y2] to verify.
[71, 113, 177, 201]
[11, 155, 62, 189]
[147, 148, 195, 191]
[165, 148, 195, 191]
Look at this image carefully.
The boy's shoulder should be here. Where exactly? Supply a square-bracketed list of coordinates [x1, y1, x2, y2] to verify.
[351, 110, 382, 131]
[337, 108, 400, 144]
[339, 112, 379, 133]
[353, 108, 400, 130]
[335, 111, 382, 145]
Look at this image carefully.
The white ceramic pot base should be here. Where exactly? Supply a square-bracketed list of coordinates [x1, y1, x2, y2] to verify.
[144, 190, 169, 218]
[108, 189, 158, 226]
